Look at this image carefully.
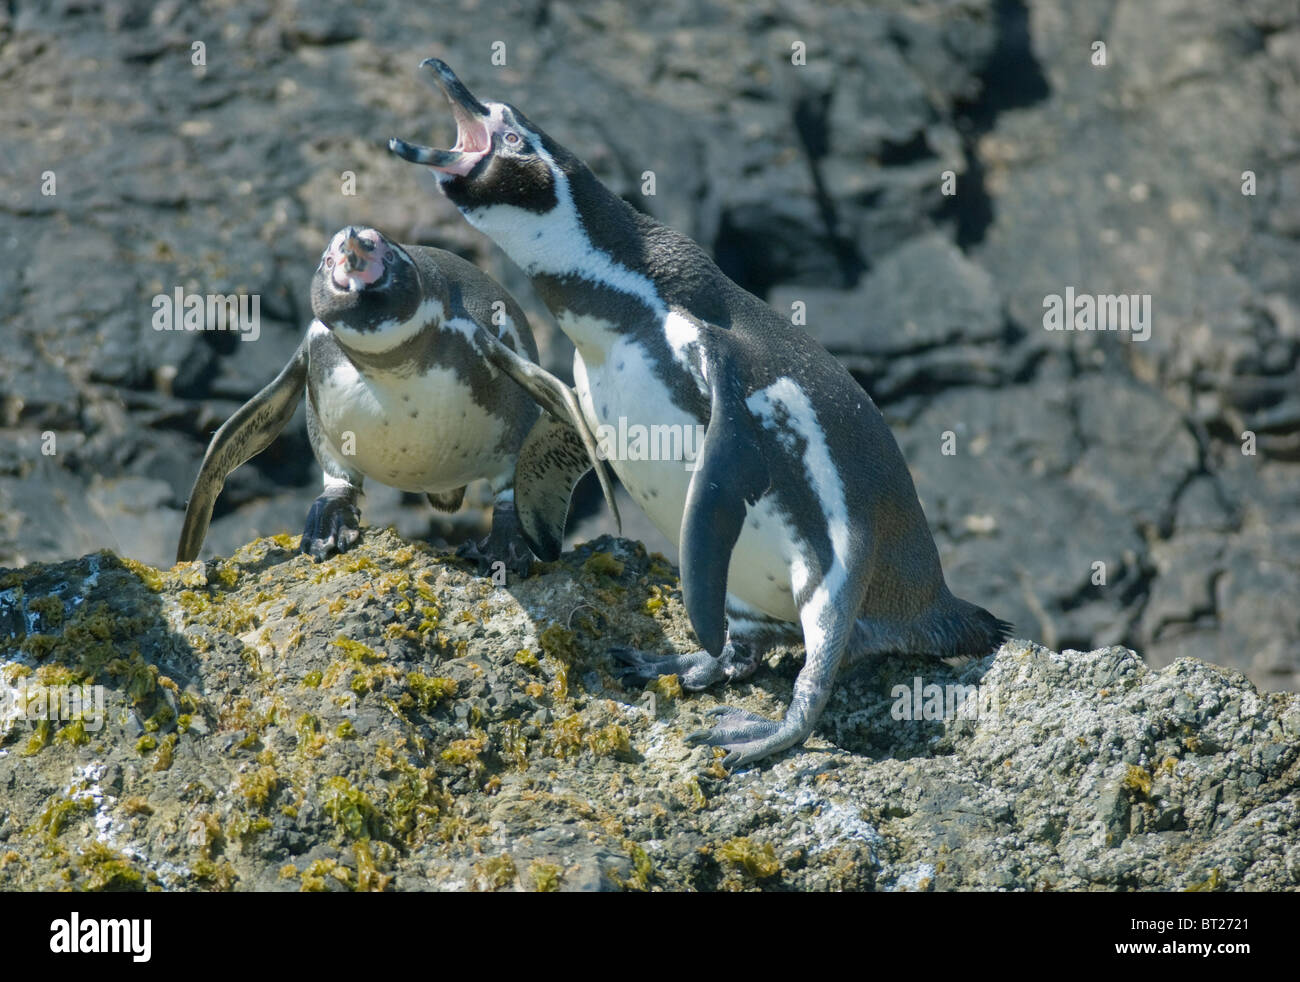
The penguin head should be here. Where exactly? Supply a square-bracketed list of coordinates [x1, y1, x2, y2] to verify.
[311, 226, 423, 352]
[388, 59, 570, 221]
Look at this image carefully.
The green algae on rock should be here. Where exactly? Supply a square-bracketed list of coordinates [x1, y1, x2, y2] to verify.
[0, 529, 1297, 891]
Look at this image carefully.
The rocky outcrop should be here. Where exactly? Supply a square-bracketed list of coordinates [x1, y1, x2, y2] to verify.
[1, 533, 1296, 891]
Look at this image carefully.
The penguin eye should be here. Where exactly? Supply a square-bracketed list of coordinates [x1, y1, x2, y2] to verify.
[325, 256, 335, 268]
[503, 131, 521, 146]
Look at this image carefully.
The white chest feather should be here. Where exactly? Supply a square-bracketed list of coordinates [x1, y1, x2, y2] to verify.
[575, 337, 696, 540]
[574, 338, 800, 622]
[312, 354, 511, 493]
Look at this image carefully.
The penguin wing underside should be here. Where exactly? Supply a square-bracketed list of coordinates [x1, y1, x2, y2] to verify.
[680, 348, 772, 656]
[474, 326, 621, 533]
[176, 339, 310, 563]
[513, 414, 597, 561]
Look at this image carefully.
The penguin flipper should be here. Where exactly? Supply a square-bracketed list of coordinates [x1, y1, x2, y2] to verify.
[176, 339, 309, 563]
[680, 353, 771, 656]
[513, 413, 595, 561]
[475, 327, 620, 532]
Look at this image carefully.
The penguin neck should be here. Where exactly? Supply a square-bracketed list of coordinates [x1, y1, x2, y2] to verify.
[460, 163, 667, 360]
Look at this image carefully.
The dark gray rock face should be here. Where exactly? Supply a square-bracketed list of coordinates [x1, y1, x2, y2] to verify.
[1, 533, 1295, 891]
[1, 0, 1298, 696]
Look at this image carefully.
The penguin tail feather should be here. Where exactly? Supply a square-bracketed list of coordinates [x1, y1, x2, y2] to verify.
[936, 597, 1012, 659]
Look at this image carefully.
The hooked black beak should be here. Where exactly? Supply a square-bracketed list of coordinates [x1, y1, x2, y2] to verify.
[388, 59, 491, 175]
[420, 58, 489, 117]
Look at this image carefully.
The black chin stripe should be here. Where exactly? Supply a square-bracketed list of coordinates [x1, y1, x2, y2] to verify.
[445, 155, 558, 215]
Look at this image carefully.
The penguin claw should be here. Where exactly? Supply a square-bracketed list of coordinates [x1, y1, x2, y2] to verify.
[704, 705, 768, 722]
[300, 491, 363, 562]
[608, 646, 652, 685]
[686, 706, 811, 770]
[610, 641, 758, 692]
[456, 497, 536, 579]
[686, 707, 779, 745]
[609, 646, 725, 691]
[456, 534, 533, 580]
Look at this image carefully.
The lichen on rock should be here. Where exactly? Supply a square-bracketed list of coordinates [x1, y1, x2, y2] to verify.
[0, 530, 1296, 891]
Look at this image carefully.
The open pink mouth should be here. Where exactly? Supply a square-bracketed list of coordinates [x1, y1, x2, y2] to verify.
[388, 58, 494, 177]
[449, 102, 490, 155]
[430, 100, 492, 176]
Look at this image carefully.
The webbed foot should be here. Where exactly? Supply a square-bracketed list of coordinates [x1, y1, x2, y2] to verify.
[457, 497, 533, 579]
[685, 705, 810, 769]
[609, 640, 757, 692]
[300, 486, 362, 561]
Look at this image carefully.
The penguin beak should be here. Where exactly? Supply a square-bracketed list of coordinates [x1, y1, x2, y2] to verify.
[331, 228, 387, 292]
[341, 234, 368, 272]
[389, 59, 492, 177]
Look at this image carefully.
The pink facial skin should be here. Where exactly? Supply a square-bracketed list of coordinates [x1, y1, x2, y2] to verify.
[326, 228, 389, 291]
